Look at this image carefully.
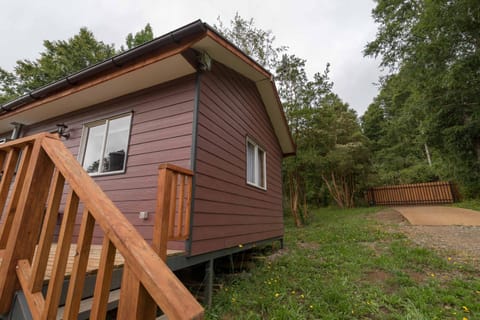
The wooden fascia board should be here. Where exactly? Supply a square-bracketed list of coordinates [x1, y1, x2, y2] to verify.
[269, 80, 296, 156]
[204, 30, 271, 79]
[0, 34, 207, 121]
[256, 79, 296, 156]
[202, 30, 295, 156]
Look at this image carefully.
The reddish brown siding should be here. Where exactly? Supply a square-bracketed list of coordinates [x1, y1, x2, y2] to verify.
[24, 75, 196, 247]
[191, 63, 284, 256]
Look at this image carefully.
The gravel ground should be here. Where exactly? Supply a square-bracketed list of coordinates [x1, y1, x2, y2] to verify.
[375, 208, 480, 267]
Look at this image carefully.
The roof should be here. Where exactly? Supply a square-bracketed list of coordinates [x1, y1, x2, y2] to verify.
[0, 20, 295, 155]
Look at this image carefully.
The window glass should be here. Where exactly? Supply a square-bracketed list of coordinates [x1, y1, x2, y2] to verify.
[246, 138, 266, 189]
[83, 124, 106, 173]
[103, 116, 130, 172]
[81, 114, 131, 175]
[257, 149, 265, 188]
[247, 141, 255, 183]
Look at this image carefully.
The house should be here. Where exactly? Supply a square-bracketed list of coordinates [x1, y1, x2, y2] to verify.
[0, 20, 295, 318]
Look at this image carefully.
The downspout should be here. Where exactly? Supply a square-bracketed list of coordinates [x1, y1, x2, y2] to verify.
[186, 70, 202, 255]
[10, 122, 24, 139]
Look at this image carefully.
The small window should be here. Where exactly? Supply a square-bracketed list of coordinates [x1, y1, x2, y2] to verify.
[80, 113, 132, 175]
[246, 138, 266, 189]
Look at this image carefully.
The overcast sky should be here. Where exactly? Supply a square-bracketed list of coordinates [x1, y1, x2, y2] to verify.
[0, 0, 381, 115]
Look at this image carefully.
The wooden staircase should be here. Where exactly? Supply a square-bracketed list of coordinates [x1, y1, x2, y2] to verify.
[0, 133, 203, 319]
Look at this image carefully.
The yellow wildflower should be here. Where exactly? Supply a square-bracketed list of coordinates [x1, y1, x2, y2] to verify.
[463, 306, 469, 313]
[275, 293, 280, 298]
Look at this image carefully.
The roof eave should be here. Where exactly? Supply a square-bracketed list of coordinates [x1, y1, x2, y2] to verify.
[0, 20, 296, 155]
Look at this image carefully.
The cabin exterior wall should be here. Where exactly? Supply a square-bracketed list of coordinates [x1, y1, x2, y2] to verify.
[23, 75, 197, 246]
[190, 62, 284, 256]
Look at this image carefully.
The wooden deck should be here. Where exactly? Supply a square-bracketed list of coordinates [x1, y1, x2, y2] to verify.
[0, 243, 184, 281]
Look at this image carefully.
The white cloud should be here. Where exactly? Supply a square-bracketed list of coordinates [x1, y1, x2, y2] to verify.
[0, 0, 381, 115]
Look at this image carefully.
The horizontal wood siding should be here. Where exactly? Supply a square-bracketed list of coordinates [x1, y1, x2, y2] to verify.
[191, 62, 284, 255]
[23, 76, 196, 247]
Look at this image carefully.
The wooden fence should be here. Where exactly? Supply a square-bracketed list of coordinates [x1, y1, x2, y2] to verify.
[365, 181, 458, 206]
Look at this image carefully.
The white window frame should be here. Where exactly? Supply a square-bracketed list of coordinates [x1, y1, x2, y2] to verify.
[78, 113, 132, 176]
[246, 137, 267, 190]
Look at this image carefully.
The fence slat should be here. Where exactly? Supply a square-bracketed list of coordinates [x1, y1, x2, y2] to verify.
[0, 144, 32, 248]
[30, 170, 65, 292]
[90, 237, 116, 320]
[367, 181, 456, 206]
[42, 191, 79, 320]
[62, 210, 95, 319]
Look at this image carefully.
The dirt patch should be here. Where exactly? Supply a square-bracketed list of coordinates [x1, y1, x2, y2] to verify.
[265, 248, 289, 262]
[375, 208, 480, 267]
[375, 208, 410, 225]
[365, 270, 391, 283]
[406, 271, 426, 282]
[298, 242, 320, 250]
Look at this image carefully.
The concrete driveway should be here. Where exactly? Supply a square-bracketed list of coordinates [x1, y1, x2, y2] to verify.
[392, 206, 480, 226]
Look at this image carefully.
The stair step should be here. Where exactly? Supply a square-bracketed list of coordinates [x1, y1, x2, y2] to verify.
[56, 289, 120, 320]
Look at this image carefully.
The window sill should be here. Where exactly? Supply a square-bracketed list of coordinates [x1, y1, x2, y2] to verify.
[247, 181, 267, 191]
[88, 169, 126, 177]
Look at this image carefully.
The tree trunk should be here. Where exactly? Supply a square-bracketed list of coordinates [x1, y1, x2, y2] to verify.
[321, 173, 344, 208]
[321, 172, 356, 208]
[288, 173, 303, 227]
[424, 143, 432, 166]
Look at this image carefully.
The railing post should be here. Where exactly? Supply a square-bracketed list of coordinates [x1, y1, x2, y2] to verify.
[153, 164, 176, 260]
[0, 135, 55, 313]
[117, 164, 175, 320]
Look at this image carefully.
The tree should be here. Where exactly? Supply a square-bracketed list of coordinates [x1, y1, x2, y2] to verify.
[214, 13, 287, 71]
[276, 54, 314, 226]
[314, 94, 370, 208]
[122, 23, 154, 51]
[0, 24, 156, 103]
[365, 0, 480, 196]
[0, 68, 19, 104]
[17, 28, 115, 94]
[216, 14, 371, 220]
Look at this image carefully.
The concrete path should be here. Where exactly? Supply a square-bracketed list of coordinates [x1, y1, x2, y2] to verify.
[392, 206, 480, 226]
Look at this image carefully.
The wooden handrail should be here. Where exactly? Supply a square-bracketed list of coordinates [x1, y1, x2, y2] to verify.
[0, 133, 203, 319]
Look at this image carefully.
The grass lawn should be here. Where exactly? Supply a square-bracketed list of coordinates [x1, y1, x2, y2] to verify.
[452, 199, 480, 212]
[206, 207, 480, 319]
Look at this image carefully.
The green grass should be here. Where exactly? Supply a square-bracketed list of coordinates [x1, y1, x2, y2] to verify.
[452, 199, 480, 212]
[206, 207, 480, 319]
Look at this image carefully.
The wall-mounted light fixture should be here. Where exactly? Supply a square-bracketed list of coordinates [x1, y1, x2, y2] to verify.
[56, 123, 70, 139]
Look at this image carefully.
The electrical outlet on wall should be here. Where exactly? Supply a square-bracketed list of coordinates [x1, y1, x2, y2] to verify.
[139, 211, 148, 220]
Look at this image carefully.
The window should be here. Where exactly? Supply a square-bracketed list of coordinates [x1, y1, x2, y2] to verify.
[80, 113, 132, 175]
[246, 138, 266, 189]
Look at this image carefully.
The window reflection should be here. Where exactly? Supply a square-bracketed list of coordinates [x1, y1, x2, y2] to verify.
[82, 114, 131, 175]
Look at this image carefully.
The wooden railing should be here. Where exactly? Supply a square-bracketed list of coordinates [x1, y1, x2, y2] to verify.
[117, 163, 195, 318]
[0, 133, 203, 319]
[366, 181, 457, 206]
